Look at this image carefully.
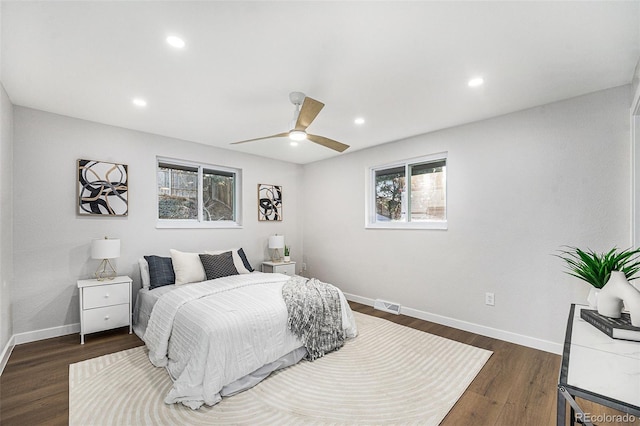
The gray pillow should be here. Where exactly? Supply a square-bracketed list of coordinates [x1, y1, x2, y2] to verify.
[144, 255, 175, 289]
[199, 252, 239, 280]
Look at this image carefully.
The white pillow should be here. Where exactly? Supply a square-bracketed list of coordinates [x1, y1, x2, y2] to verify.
[138, 258, 150, 288]
[205, 248, 251, 274]
[170, 249, 206, 285]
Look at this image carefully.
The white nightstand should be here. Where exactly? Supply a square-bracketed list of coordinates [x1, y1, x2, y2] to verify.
[77, 275, 132, 344]
[262, 261, 296, 276]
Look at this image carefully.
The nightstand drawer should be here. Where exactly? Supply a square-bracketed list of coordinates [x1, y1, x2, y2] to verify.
[262, 262, 296, 276]
[278, 263, 296, 276]
[83, 282, 130, 309]
[82, 304, 130, 334]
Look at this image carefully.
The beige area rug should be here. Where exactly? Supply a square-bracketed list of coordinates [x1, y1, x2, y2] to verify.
[70, 312, 492, 425]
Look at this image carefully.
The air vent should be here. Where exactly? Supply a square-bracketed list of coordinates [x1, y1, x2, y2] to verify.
[374, 299, 401, 315]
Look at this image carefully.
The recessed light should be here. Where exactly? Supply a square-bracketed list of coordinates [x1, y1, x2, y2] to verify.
[354, 117, 365, 125]
[468, 77, 484, 88]
[132, 98, 147, 107]
[166, 35, 185, 49]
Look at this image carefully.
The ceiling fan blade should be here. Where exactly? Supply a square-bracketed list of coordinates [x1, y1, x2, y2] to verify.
[307, 134, 350, 153]
[294, 97, 324, 131]
[230, 132, 290, 145]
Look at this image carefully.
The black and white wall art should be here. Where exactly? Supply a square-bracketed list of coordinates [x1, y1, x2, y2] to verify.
[258, 184, 282, 221]
[78, 159, 129, 216]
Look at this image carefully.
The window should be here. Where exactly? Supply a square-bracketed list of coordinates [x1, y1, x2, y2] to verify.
[157, 157, 242, 228]
[367, 152, 447, 229]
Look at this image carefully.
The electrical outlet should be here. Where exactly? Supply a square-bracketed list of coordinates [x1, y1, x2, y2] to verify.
[485, 292, 495, 306]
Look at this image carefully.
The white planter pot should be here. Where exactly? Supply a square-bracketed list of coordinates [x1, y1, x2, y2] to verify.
[597, 271, 640, 325]
[587, 287, 599, 309]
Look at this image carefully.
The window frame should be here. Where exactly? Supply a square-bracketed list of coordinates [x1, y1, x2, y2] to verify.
[156, 156, 243, 229]
[366, 152, 448, 230]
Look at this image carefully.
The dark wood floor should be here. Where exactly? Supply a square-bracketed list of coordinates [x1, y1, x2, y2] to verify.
[0, 302, 633, 425]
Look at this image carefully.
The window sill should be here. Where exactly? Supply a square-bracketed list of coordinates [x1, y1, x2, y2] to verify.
[365, 221, 448, 230]
[156, 220, 243, 229]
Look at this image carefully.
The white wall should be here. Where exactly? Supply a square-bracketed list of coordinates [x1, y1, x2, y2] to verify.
[12, 107, 303, 334]
[0, 83, 14, 356]
[632, 62, 640, 247]
[7, 85, 635, 350]
[302, 85, 632, 349]
[0, 0, 14, 361]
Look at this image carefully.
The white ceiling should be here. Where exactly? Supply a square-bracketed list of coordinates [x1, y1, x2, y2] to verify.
[2, 1, 639, 164]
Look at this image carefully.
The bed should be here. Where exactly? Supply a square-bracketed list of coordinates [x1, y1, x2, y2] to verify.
[133, 249, 357, 410]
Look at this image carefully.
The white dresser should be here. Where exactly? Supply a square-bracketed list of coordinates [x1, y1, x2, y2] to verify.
[77, 275, 132, 344]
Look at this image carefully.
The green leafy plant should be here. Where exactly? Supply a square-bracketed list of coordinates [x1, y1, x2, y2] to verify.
[555, 246, 640, 288]
[284, 245, 290, 256]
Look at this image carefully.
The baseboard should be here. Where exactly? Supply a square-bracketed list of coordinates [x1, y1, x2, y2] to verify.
[13, 322, 80, 345]
[0, 323, 80, 376]
[0, 334, 15, 375]
[345, 293, 562, 354]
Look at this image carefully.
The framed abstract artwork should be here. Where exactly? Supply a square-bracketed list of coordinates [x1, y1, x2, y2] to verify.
[78, 159, 129, 216]
[258, 184, 282, 221]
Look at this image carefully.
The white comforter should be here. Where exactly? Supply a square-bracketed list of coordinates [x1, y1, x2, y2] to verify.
[143, 272, 356, 409]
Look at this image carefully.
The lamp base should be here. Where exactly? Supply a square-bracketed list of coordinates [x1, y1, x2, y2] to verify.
[270, 249, 283, 263]
[95, 259, 117, 281]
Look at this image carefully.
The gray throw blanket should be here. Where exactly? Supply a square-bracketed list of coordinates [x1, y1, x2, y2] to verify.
[282, 276, 345, 361]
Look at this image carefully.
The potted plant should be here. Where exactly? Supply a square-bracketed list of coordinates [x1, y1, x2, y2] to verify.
[556, 246, 640, 307]
[284, 245, 291, 262]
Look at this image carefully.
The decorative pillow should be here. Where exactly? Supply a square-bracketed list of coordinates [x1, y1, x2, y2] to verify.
[138, 258, 150, 288]
[170, 249, 206, 285]
[199, 252, 239, 280]
[237, 248, 254, 272]
[144, 255, 175, 289]
[205, 248, 254, 274]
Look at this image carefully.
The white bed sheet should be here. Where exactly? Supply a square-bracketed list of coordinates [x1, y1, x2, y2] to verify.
[141, 272, 357, 409]
[132, 284, 175, 339]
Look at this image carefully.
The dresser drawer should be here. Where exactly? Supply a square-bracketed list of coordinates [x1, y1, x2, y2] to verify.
[82, 304, 130, 334]
[83, 282, 130, 309]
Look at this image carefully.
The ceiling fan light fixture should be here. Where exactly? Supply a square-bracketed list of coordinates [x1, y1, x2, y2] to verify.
[289, 130, 307, 141]
[229, 92, 349, 153]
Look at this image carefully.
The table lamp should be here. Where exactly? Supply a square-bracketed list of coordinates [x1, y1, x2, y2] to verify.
[91, 237, 120, 280]
[268, 235, 285, 262]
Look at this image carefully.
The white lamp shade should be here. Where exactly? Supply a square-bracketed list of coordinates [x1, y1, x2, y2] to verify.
[91, 238, 120, 259]
[268, 235, 285, 249]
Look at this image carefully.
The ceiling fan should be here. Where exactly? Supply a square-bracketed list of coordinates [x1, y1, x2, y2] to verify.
[230, 92, 350, 153]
